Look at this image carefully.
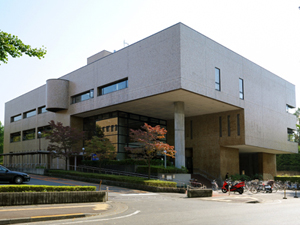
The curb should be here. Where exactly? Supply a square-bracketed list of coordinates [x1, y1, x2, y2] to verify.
[0, 213, 91, 225]
[0, 201, 128, 225]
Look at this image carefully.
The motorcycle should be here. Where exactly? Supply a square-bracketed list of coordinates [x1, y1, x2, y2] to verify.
[221, 180, 245, 194]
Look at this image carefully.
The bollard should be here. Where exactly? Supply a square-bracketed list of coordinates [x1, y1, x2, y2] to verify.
[106, 186, 109, 201]
[295, 188, 298, 198]
[283, 187, 287, 199]
[228, 185, 231, 196]
[99, 180, 102, 191]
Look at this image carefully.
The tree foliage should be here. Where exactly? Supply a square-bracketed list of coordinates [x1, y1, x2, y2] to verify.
[84, 125, 116, 168]
[0, 30, 47, 64]
[125, 123, 176, 179]
[294, 108, 300, 144]
[85, 137, 116, 160]
[45, 120, 85, 170]
[277, 146, 300, 171]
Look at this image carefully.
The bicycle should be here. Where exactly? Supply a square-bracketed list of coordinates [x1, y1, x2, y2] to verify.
[211, 179, 219, 191]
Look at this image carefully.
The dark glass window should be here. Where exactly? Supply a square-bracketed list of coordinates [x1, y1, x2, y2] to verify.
[215, 68, 221, 91]
[38, 125, 51, 138]
[239, 78, 244, 99]
[287, 128, 295, 142]
[71, 89, 94, 104]
[38, 106, 47, 114]
[98, 79, 128, 96]
[286, 104, 294, 113]
[23, 109, 36, 119]
[10, 132, 21, 143]
[130, 114, 139, 120]
[23, 129, 36, 141]
[11, 114, 22, 123]
[83, 111, 167, 154]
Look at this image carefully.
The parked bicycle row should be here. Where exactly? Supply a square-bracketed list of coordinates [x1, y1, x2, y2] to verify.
[211, 179, 299, 194]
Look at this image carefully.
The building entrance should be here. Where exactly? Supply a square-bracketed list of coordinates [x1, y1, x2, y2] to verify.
[239, 153, 260, 177]
[185, 148, 193, 174]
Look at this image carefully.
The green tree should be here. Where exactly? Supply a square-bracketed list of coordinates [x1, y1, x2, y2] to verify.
[294, 108, 300, 144]
[46, 120, 85, 170]
[125, 123, 176, 179]
[0, 30, 47, 64]
[84, 125, 116, 168]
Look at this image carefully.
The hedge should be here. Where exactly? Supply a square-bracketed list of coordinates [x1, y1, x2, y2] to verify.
[47, 170, 177, 188]
[82, 159, 169, 167]
[275, 175, 300, 183]
[0, 185, 96, 192]
[136, 166, 187, 174]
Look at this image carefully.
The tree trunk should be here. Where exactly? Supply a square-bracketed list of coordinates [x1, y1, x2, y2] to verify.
[148, 158, 151, 180]
[65, 157, 68, 171]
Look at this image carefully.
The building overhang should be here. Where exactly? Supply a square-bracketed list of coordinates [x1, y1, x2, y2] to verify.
[226, 144, 298, 155]
[72, 89, 241, 120]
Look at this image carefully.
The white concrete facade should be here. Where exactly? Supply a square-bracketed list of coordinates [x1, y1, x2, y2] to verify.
[3, 23, 297, 177]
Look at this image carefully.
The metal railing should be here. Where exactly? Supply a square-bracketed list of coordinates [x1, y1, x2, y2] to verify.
[69, 165, 160, 179]
[68, 165, 188, 188]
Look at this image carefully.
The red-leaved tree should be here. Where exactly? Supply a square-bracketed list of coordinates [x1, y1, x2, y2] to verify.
[46, 120, 85, 170]
[125, 123, 176, 179]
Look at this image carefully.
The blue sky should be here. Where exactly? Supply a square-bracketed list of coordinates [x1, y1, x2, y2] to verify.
[1, 0, 300, 124]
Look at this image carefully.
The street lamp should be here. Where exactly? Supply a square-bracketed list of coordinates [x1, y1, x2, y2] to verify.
[82, 148, 85, 161]
[38, 131, 42, 150]
[37, 131, 42, 166]
[164, 150, 167, 168]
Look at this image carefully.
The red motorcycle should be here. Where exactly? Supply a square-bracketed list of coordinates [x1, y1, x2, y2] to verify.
[221, 180, 245, 194]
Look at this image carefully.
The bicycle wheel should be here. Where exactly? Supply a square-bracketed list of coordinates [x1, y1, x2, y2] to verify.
[272, 186, 278, 193]
[250, 187, 258, 194]
[212, 184, 218, 191]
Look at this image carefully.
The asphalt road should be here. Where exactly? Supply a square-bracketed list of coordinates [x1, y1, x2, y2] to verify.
[19, 190, 300, 225]
[2, 175, 300, 225]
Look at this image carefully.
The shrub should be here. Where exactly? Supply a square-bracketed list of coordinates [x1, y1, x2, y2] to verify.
[250, 173, 263, 180]
[136, 165, 187, 174]
[82, 159, 169, 166]
[230, 174, 251, 181]
[47, 170, 176, 187]
[0, 185, 96, 192]
[275, 175, 300, 183]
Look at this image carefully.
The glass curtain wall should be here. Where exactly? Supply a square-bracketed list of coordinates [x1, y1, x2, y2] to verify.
[83, 111, 167, 159]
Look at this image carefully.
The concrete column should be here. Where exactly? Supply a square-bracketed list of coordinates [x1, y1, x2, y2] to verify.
[174, 101, 185, 168]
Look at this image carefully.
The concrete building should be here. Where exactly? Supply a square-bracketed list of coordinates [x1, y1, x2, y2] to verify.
[3, 23, 298, 180]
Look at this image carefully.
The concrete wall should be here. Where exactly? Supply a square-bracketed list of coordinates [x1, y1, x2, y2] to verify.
[259, 153, 276, 180]
[63, 24, 182, 116]
[168, 109, 244, 179]
[179, 23, 296, 154]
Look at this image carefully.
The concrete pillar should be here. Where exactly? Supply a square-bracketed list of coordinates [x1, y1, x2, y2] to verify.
[174, 101, 185, 168]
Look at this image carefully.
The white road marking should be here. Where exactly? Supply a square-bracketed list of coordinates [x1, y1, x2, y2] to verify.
[55, 210, 141, 224]
[120, 193, 158, 196]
